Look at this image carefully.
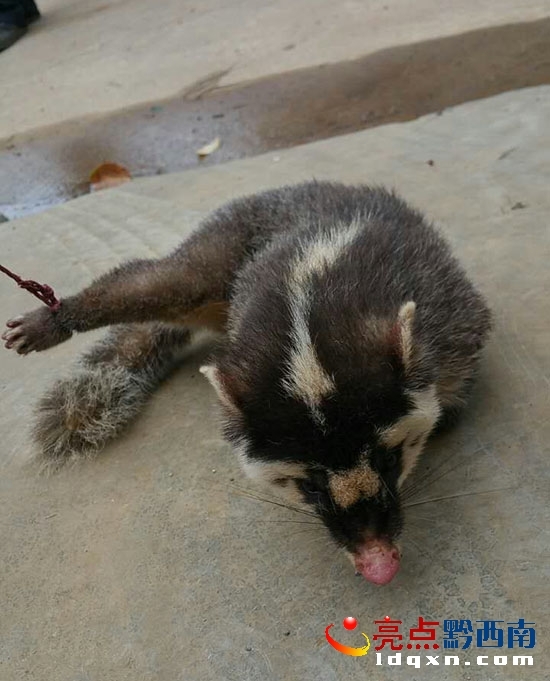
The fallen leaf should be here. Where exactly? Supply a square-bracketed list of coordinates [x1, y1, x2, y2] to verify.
[196, 137, 220, 158]
[89, 162, 131, 191]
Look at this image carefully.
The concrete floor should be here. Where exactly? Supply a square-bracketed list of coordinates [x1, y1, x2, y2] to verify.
[1, 86, 549, 679]
[4, 17, 550, 219]
[3, 0, 550, 140]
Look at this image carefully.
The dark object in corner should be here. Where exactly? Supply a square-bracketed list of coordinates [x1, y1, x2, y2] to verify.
[0, 0, 40, 52]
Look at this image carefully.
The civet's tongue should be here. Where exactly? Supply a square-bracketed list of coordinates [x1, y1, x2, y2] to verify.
[354, 539, 400, 585]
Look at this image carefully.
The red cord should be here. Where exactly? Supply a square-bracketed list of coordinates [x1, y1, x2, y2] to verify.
[0, 264, 61, 311]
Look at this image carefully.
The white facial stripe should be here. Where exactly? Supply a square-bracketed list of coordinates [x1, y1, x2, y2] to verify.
[379, 384, 441, 486]
[398, 432, 431, 487]
[238, 455, 307, 484]
[236, 445, 308, 506]
[283, 220, 363, 413]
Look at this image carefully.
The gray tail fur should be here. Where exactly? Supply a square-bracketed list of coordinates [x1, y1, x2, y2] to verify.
[33, 324, 191, 469]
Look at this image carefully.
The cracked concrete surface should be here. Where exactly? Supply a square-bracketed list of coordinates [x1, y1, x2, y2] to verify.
[1, 86, 549, 679]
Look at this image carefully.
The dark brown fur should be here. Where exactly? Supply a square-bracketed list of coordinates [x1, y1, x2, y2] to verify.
[2, 182, 491, 492]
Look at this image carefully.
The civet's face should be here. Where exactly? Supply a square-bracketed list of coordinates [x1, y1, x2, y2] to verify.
[200, 352, 440, 585]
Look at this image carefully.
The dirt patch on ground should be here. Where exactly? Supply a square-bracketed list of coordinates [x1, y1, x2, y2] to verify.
[2, 17, 550, 217]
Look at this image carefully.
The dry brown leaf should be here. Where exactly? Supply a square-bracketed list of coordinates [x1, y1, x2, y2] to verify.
[89, 162, 131, 191]
[196, 137, 220, 158]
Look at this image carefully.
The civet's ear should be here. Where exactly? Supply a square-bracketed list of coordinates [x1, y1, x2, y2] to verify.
[391, 301, 416, 369]
[199, 364, 243, 413]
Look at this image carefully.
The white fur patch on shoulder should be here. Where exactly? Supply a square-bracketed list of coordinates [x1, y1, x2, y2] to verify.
[290, 220, 363, 289]
[379, 384, 441, 486]
[283, 220, 363, 416]
[397, 301, 416, 368]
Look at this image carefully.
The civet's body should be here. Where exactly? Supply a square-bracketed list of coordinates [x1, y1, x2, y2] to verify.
[2, 182, 491, 584]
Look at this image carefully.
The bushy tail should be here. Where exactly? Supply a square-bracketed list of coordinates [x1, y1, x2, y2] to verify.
[33, 324, 191, 469]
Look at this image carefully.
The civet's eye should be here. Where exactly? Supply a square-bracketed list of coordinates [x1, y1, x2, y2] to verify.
[384, 447, 400, 469]
[300, 479, 319, 494]
[297, 470, 328, 502]
[299, 478, 321, 497]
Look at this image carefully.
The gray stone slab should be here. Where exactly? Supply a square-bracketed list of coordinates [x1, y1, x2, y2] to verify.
[3, 0, 549, 139]
[1, 87, 549, 680]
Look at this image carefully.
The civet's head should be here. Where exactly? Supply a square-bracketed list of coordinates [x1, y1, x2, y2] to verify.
[201, 301, 441, 585]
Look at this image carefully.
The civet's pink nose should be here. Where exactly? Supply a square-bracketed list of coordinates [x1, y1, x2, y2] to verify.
[354, 538, 400, 585]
